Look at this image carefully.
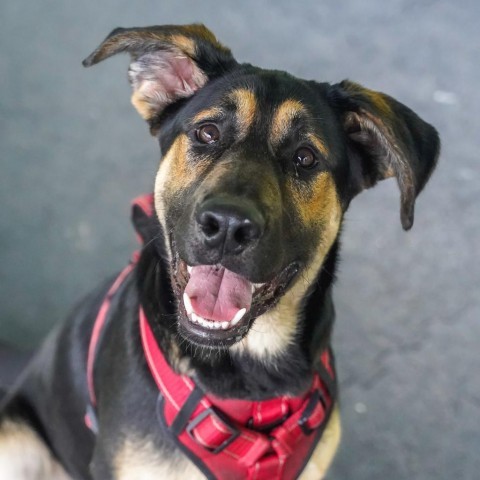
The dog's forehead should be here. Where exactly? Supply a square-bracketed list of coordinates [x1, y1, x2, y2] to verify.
[189, 68, 327, 132]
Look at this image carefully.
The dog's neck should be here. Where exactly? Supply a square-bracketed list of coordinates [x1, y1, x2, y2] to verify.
[136, 241, 338, 400]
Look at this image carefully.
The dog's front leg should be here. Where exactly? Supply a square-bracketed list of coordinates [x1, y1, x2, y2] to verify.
[103, 434, 206, 480]
[299, 405, 342, 480]
[0, 418, 73, 480]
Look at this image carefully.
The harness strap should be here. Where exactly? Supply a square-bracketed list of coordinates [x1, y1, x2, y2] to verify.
[140, 308, 336, 480]
[85, 194, 153, 428]
[86, 263, 135, 407]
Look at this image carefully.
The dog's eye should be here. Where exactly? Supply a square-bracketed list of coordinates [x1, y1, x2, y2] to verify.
[294, 147, 317, 169]
[196, 124, 220, 144]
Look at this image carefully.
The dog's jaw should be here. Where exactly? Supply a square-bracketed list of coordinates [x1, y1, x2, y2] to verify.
[169, 254, 301, 349]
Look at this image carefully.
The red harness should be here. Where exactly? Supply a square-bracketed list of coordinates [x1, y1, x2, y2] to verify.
[85, 195, 337, 480]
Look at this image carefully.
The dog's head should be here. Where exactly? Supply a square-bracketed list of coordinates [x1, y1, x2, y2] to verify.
[84, 24, 439, 354]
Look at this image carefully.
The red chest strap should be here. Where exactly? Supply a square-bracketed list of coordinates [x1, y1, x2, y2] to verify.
[85, 194, 154, 430]
[140, 309, 336, 480]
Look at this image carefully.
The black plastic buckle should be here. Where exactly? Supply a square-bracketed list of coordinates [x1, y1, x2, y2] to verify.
[247, 410, 290, 432]
[186, 407, 240, 454]
[298, 390, 326, 435]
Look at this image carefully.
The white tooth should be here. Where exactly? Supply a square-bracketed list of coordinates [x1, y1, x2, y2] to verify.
[200, 318, 209, 328]
[251, 284, 255, 294]
[187, 265, 193, 274]
[191, 313, 199, 324]
[221, 321, 230, 330]
[212, 322, 221, 329]
[183, 293, 193, 315]
[231, 308, 246, 326]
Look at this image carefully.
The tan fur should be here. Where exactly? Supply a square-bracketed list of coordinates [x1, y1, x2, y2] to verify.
[173, 24, 231, 54]
[131, 90, 154, 120]
[299, 405, 342, 480]
[306, 133, 329, 157]
[105, 25, 229, 58]
[154, 134, 210, 259]
[234, 172, 342, 358]
[288, 171, 339, 226]
[365, 90, 393, 117]
[188, 90, 257, 135]
[271, 101, 328, 156]
[341, 81, 393, 118]
[0, 420, 72, 480]
[231, 300, 298, 357]
[229, 89, 257, 139]
[169, 34, 196, 56]
[193, 106, 224, 124]
[154, 136, 185, 250]
[114, 435, 204, 480]
[270, 99, 307, 146]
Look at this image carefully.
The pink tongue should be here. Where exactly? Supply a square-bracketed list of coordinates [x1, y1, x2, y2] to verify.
[185, 266, 253, 322]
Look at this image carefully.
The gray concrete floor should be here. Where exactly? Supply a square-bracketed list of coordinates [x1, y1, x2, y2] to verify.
[1, 1, 479, 478]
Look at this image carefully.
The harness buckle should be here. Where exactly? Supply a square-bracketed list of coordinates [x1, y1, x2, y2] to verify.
[297, 389, 326, 435]
[186, 406, 240, 454]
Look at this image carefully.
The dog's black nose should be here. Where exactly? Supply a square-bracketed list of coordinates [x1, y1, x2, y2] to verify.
[196, 198, 265, 254]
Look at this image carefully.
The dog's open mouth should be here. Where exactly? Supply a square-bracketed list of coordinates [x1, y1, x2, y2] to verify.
[184, 265, 253, 329]
[172, 260, 299, 347]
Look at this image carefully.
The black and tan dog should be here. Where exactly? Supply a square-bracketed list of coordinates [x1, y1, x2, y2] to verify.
[0, 24, 439, 479]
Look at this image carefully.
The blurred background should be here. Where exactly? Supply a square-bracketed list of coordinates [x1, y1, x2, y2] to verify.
[1, 0, 478, 478]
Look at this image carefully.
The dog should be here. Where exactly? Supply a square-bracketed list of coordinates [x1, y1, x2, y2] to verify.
[0, 24, 439, 480]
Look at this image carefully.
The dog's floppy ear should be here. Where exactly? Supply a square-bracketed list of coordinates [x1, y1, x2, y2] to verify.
[83, 24, 237, 129]
[328, 80, 440, 230]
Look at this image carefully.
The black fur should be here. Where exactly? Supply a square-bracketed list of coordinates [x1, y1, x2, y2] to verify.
[0, 23, 439, 480]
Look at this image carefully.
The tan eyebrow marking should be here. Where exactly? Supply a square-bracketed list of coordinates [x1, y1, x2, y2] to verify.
[271, 100, 329, 157]
[270, 99, 306, 146]
[193, 107, 224, 123]
[229, 89, 257, 138]
[306, 133, 329, 157]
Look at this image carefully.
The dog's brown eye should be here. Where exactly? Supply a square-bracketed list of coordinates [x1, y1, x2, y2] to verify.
[196, 124, 220, 144]
[294, 147, 317, 169]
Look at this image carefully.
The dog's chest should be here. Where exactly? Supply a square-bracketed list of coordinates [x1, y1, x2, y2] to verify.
[112, 405, 340, 480]
[114, 436, 205, 480]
